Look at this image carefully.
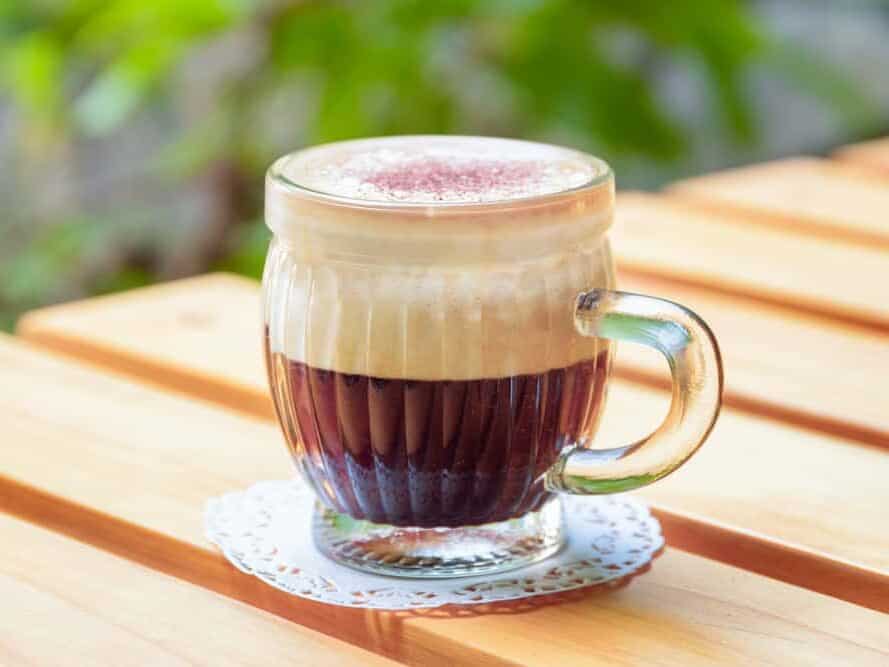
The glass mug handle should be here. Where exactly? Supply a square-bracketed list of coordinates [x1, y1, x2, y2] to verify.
[546, 289, 724, 494]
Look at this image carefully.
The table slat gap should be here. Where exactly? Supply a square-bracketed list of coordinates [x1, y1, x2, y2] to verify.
[0, 511, 398, 666]
[665, 156, 889, 248]
[612, 193, 889, 334]
[3, 333, 889, 664]
[3, 439, 888, 663]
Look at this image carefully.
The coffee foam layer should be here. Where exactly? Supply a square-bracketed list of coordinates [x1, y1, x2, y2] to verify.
[264, 136, 615, 378]
[266, 138, 614, 266]
[264, 238, 614, 380]
[275, 136, 599, 204]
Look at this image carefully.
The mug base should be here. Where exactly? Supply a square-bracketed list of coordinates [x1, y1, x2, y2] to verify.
[312, 498, 564, 579]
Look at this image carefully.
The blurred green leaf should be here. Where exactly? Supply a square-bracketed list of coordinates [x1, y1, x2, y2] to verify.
[765, 39, 882, 132]
[214, 220, 270, 279]
[153, 109, 233, 176]
[92, 267, 153, 295]
[3, 31, 62, 119]
[74, 38, 181, 134]
[0, 0, 882, 328]
[1, 217, 104, 304]
[74, 0, 245, 54]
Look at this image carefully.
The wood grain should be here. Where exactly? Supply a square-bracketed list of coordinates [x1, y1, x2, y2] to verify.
[0, 512, 394, 666]
[834, 137, 889, 174]
[1, 336, 887, 666]
[612, 192, 889, 333]
[615, 272, 889, 449]
[14, 278, 889, 611]
[666, 156, 889, 249]
[17, 273, 275, 419]
[20, 269, 889, 450]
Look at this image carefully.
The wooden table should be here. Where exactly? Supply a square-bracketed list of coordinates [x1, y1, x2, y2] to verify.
[4, 137, 889, 665]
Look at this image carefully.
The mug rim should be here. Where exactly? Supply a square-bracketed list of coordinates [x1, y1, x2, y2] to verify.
[267, 134, 613, 217]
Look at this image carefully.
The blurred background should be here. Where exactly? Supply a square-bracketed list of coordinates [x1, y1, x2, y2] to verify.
[1, 0, 888, 330]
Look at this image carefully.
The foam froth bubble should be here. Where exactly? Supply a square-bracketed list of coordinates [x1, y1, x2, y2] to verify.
[264, 136, 615, 379]
[276, 136, 599, 204]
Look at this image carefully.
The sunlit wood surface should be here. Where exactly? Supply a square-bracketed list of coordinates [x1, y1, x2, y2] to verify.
[0, 513, 395, 666]
[8, 137, 889, 664]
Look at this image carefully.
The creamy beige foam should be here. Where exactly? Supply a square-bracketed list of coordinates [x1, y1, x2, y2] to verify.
[264, 136, 615, 379]
[277, 136, 599, 204]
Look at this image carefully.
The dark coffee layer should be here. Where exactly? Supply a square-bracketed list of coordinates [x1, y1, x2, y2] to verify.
[266, 338, 611, 528]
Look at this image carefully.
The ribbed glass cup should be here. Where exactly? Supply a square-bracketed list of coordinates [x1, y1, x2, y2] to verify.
[262, 136, 721, 578]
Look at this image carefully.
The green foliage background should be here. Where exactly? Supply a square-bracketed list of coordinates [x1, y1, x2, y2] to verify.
[0, 0, 882, 329]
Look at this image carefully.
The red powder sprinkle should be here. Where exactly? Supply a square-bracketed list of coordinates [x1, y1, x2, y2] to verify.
[362, 158, 542, 200]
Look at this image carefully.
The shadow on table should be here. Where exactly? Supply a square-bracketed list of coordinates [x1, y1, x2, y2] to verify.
[2, 476, 665, 663]
[355, 546, 665, 660]
[392, 544, 665, 619]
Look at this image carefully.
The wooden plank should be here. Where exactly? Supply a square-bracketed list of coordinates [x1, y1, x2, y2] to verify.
[1, 336, 887, 666]
[0, 512, 394, 666]
[14, 277, 889, 610]
[16, 273, 275, 419]
[666, 156, 889, 249]
[834, 137, 889, 174]
[616, 272, 889, 449]
[611, 192, 889, 333]
[18, 270, 889, 456]
[20, 269, 889, 452]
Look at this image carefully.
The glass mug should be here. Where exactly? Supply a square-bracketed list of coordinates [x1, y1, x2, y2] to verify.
[262, 136, 722, 578]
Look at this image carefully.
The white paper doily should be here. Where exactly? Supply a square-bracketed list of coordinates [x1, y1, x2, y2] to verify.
[205, 480, 663, 610]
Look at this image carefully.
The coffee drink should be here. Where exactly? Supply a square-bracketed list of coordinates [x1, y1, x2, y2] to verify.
[262, 136, 723, 576]
[264, 136, 615, 528]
